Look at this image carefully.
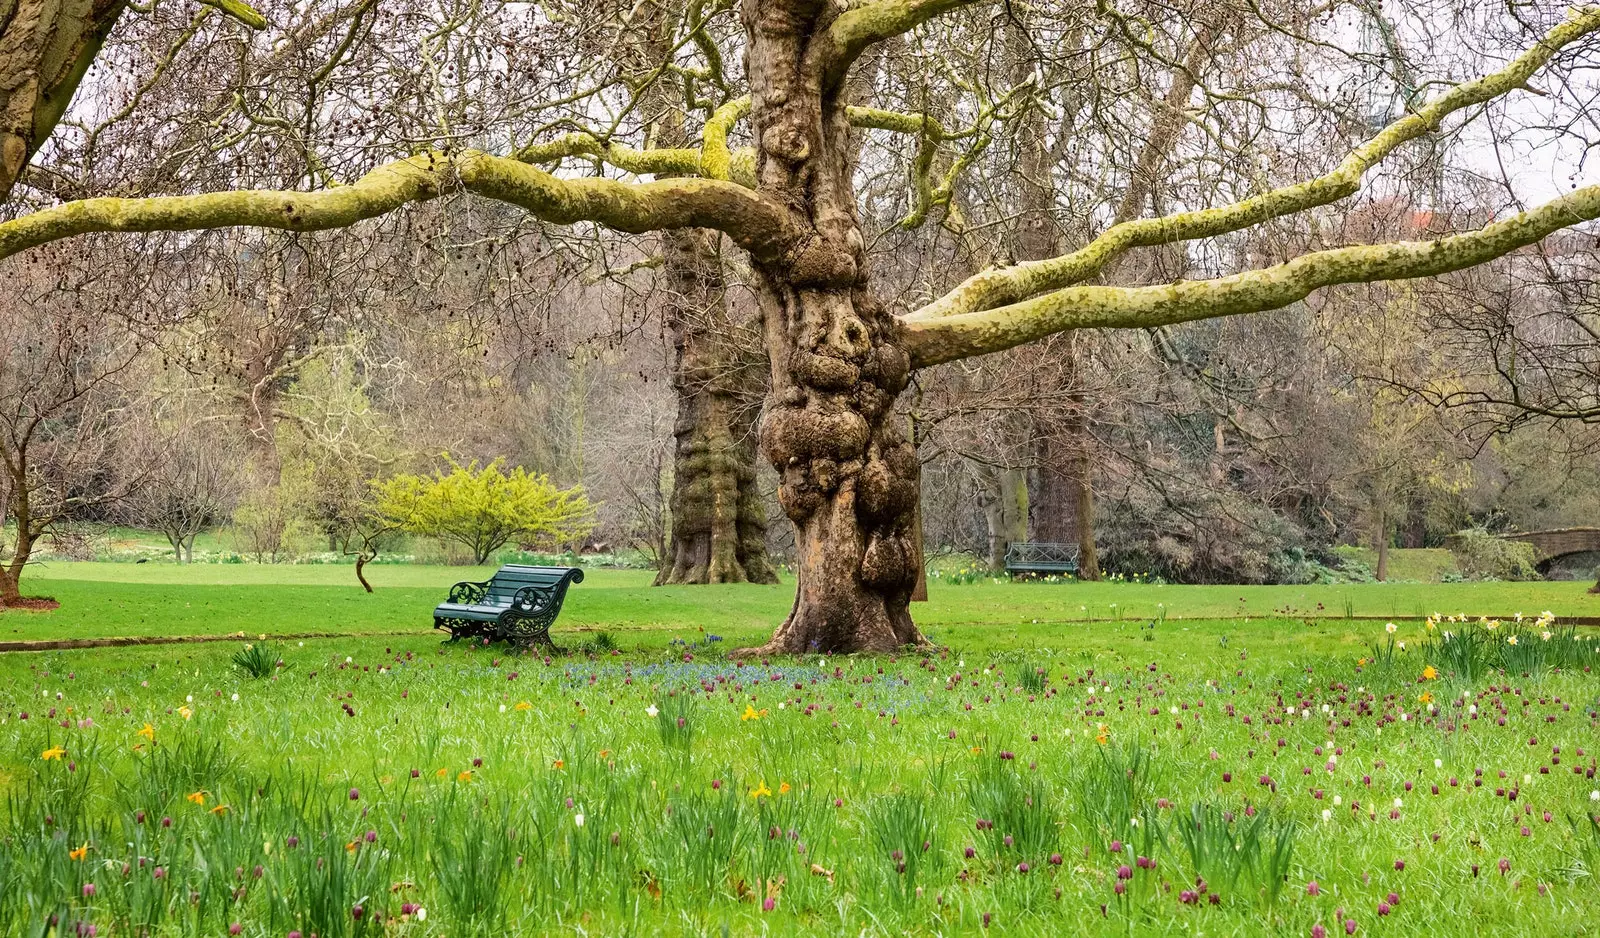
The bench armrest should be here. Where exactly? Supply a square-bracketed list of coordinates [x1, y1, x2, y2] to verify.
[448, 580, 492, 604]
[511, 585, 553, 614]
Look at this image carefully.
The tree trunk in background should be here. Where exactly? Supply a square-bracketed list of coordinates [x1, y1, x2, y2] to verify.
[1374, 507, 1390, 582]
[742, 0, 923, 654]
[975, 462, 1027, 574]
[636, 2, 776, 587]
[0, 488, 32, 605]
[1005, 18, 1100, 579]
[655, 228, 777, 585]
[0, 0, 126, 202]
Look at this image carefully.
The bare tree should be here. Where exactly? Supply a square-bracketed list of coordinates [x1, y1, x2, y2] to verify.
[119, 407, 243, 562]
[0, 271, 142, 603]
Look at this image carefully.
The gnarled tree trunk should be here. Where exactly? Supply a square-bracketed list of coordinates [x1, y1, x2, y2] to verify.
[742, 0, 924, 654]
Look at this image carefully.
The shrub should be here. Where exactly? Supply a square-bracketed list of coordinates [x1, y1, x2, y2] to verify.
[1448, 528, 1540, 581]
[374, 457, 595, 565]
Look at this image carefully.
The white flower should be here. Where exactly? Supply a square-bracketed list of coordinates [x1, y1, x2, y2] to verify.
[498, 704, 506, 713]
[574, 812, 585, 827]
[1328, 754, 1337, 764]
[1541, 631, 1552, 641]
[185, 695, 193, 703]
[1435, 759, 1443, 769]
[1385, 622, 1397, 634]
[231, 693, 239, 702]
[1170, 706, 1179, 715]
[645, 704, 659, 718]
[1397, 641, 1406, 651]
[345, 656, 353, 663]
[1590, 790, 1599, 802]
[415, 907, 426, 922]
[1333, 795, 1342, 806]
[1393, 797, 1403, 809]
[1301, 709, 1310, 719]
[1322, 809, 1332, 822]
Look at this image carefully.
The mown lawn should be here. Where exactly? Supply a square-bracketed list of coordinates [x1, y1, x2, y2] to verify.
[4, 561, 1599, 645]
[0, 567, 1598, 935]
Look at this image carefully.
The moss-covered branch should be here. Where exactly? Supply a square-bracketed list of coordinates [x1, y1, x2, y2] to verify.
[908, 5, 1600, 322]
[0, 151, 801, 264]
[512, 133, 701, 176]
[902, 184, 1600, 366]
[813, 0, 993, 90]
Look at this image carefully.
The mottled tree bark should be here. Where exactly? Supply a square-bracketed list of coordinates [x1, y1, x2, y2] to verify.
[742, 0, 924, 654]
[0, 0, 127, 202]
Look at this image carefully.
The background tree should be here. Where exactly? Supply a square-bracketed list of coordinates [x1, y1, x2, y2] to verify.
[0, 253, 143, 603]
[374, 458, 596, 565]
[118, 403, 243, 563]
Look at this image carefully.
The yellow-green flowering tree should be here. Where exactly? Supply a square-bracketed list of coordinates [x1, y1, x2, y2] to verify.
[374, 459, 594, 566]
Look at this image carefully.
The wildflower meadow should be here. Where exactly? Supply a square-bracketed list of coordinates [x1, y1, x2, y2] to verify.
[3, 569, 1600, 937]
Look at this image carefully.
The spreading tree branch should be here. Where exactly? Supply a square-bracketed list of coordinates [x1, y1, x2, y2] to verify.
[902, 185, 1600, 366]
[0, 150, 803, 264]
[907, 5, 1600, 322]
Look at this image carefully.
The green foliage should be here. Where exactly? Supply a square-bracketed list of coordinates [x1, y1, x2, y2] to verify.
[373, 458, 595, 565]
[1449, 528, 1541, 581]
[231, 642, 285, 679]
[1174, 803, 1297, 905]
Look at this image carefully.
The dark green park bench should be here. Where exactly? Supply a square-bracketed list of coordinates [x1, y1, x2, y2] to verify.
[1003, 542, 1079, 577]
[432, 565, 584, 646]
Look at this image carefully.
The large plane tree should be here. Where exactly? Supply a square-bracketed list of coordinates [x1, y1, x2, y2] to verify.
[6, 0, 1600, 649]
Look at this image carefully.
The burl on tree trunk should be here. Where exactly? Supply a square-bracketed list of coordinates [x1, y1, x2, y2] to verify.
[739, 0, 926, 655]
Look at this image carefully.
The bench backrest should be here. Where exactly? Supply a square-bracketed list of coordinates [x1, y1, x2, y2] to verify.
[1004, 542, 1079, 567]
[482, 565, 584, 604]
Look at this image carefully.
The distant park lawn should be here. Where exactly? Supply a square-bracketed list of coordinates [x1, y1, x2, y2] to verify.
[1, 560, 1597, 648]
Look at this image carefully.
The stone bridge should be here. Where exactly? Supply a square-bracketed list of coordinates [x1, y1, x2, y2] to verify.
[1497, 528, 1600, 567]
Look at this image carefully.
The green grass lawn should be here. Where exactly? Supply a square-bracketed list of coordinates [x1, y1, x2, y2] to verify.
[4, 561, 1599, 646]
[2, 567, 1600, 936]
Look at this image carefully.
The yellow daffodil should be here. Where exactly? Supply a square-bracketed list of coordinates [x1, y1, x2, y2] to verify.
[186, 791, 206, 806]
[210, 804, 229, 815]
[1417, 692, 1433, 704]
[1421, 666, 1437, 681]
[552, 759, 565, 770]
[435, 767, 448, 779]
[1095, 723, 1110, 745]
[741, 705, 768, 721]
[1506, 635, 1518, 646]
[40, 746, 65, 761]
[177, 706, 193, 720]
[514, 701, 532, 711]
[779, 782, 792, 794]
[68, 843, 88, 861]
[457, 770, 472, 782]
[137, 723, 155, 741]
[749, 782, 772, 799]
